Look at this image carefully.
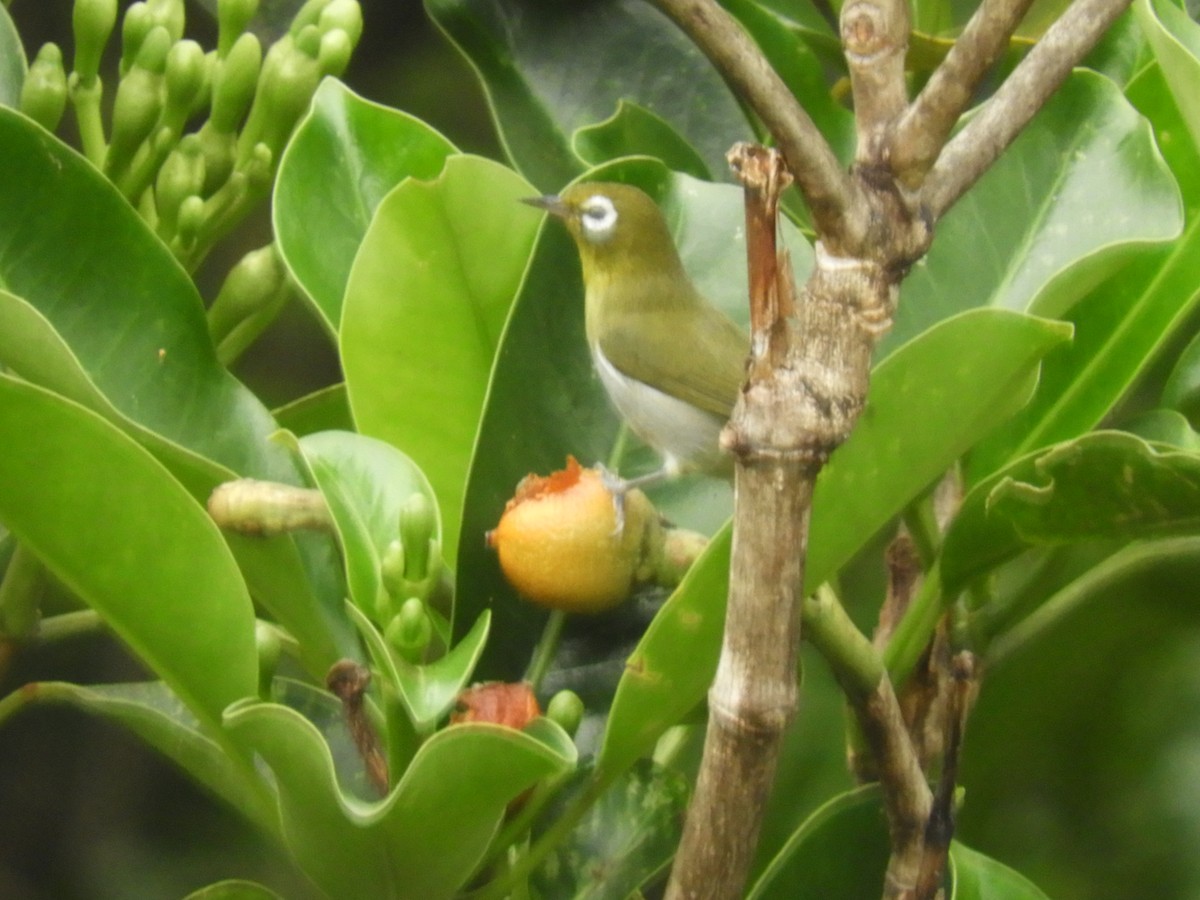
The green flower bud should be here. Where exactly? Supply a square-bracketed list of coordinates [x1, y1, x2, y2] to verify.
[155, 133, 206, 233]
[399, 493, 436, 582]
[545, 690, 584, 737]
[291, 0, 334, 33]
[207, 243, 289, 363]
[162, 39, 206, 131]
[119, 3, 153, 76]
[107, 25, 170, 173]
[236, 31, 323, 165]
[317, 28, 352, 79]
[380, 538, 406, 602]
[72, 0, 118, 84]
[210, 31, 261, 134]
[217, 0, 259, 57]
[20, 44, 68, 131]
[255, 619, 282, 698]
[194, 121, 236, 195]
[319, 0, 363, 50]
[176, 193, 206, 246]
[146, 0, 186, 43]
[384, 597, 433, 665]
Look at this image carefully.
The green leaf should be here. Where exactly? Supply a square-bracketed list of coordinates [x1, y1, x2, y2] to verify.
[1137, 0, 1200, 150]
[747, 785, 889, 900]
[1125, 408, 1200, 449]
[223, 700, 576, 900]
[963, 63, 1198, 481]
[950, 841, 1051, 900]
[288, 430, 441, 624]
[0, 4, 25, 109]
[943, 431, 1200, 595]
[272, 383, 354, 435]
[182, 881, 285, 900]
[599, 528, 729, 779]
[887, 70, 1182, 358]
[531, 760, 688, 900]
[424, 0, 749, 190]
[0, 681, 273, 833]
[0, 107, 297, 486]
[0, 295, 354, 676]
[342, 155, 539, 571]
[807, 309, 1072, 593]
[274, 78, 457, 333]
[0, 378, 258, 728]
[573, 101, 710, 179]
[455, 160, 811, 679]
[349, 602, 490, 731]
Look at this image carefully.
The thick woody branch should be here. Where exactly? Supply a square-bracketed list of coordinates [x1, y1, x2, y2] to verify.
[921, 0, 1134, 217]
[891, 0, 1039, 185]
[647, 0, 858, 237]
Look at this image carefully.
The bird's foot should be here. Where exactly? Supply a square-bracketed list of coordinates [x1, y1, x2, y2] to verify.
[595, 464, 671, 534]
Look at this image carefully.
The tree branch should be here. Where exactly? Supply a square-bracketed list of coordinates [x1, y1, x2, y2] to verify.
[646, 0, 858, 237]
[840, 0, 910, 164]
[891, 0, 1040, 185]
[803, 588, 933, 898]
[921, 0, 1134, 217]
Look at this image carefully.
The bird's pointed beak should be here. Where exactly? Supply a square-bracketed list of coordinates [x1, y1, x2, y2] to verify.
[521, 194, 570, 218]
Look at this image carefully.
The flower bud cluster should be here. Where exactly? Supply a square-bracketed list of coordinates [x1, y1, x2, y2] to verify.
[376, 492, 451, 665]
[24, 0, 362, 273]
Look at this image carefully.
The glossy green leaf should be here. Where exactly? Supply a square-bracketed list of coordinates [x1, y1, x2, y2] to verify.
[223, 700, 576, 899]
[0, 680, 273, 833]
[1125, 408, 1200, 449]
[0, 289, 354, 675]
[943, 431, 1200, 595]
[599, 528, 729, 779]
[807, 309, 1072, 593]
[455, 160, 811, 678]
[274, 78, 457, 333]
[747, 785, 889, 900]
[962, 62, 1199, 482]
[349, 601, 490, 731]
[182, 881, 284, 900]
[424, 0, 749, 190]
[531, 760, 688, 900]
[288, 430, 441, 624]
[950, 842, 1051, 900]
[0, 4, 25, 109]
[342, 155, 539, 571]
[1164, 328, 1200, 422]
[1137, 0, 1200, 149]
[573, 101, 710, 179]
[0, 108, 297, 484]
[272, 383, 354, 435]
[888, 70, 1182, 358]
[0, 377, 258, 727]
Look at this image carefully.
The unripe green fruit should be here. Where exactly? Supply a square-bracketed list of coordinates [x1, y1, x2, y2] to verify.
[546, 690, 584, 737]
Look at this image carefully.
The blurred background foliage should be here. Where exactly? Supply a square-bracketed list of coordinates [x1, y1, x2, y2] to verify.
[3, 1, 1200, 899]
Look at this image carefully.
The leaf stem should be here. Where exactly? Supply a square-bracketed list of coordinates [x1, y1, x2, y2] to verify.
[524, 610, 566, 691]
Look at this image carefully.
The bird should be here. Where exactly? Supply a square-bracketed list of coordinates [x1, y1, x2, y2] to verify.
[524, 183, 747, 486]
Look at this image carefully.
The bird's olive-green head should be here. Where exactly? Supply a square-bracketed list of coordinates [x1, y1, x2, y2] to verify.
[524, 183, 689, 290]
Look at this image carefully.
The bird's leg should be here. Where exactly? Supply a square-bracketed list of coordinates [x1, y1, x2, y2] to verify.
[596, 457, 680, 533]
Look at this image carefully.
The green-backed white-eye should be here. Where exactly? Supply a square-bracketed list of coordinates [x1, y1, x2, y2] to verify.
[526, 183, 747, 481]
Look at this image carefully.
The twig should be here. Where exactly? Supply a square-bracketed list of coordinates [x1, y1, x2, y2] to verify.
[646, 0, 858, 237]
[922, 0, 1136, 217]
[891, 0, 1040, 184]
[840, 0, 910, 163]
[803, 588, 933, 898]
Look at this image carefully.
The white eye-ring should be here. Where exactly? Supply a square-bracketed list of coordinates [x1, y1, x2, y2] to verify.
[579, 195, 618, 244]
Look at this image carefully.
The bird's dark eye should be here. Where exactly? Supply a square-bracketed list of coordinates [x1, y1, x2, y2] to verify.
[579, 195, 618, 244]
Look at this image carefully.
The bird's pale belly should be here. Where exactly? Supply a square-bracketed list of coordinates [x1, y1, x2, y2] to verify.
[592, 345, 728, 475]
